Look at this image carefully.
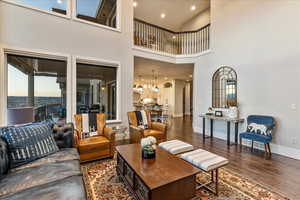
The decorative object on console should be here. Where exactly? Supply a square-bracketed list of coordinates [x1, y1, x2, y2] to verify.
[228, 106, 239, 119]
[141, 136, 157, 159]
[206, 107, 214, 115]
[215, 110, 223, 117]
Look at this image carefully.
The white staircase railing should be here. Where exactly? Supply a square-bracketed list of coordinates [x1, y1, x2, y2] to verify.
[134, 19, 210, 55]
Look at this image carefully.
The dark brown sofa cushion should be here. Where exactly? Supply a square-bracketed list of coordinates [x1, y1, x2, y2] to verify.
[0, 176, 86, 200]
[0, 160, 81, 197]
[11, 148, 79, 172]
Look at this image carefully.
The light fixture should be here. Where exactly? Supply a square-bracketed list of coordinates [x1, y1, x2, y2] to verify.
[161, 13, 166, 19]
[191, 5, 196, 11]
[189, 74, 193, 78]
[133, 1, 138, 8]
[57, 0, 62, 4]
[172, 35, 176, 39]
[136, 75, 144, 93]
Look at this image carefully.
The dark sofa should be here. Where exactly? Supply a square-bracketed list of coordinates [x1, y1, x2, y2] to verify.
[0, 123, 87, 200]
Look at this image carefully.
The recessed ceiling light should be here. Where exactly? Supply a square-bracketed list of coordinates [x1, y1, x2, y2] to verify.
[133, 1, 138, 8]
[161, 13, 166, 19]
[57, 0, 62, 4]
[191, 5, 196, 11]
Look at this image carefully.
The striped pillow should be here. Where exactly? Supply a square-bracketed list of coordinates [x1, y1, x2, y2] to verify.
[1, 123, 59, 168]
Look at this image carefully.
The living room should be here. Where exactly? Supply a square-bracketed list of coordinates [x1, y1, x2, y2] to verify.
[0, 0, 300, 200]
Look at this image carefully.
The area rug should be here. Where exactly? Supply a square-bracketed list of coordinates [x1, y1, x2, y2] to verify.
[81, 158, 289, 200]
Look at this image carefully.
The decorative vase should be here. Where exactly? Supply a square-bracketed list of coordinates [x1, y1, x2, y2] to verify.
[142, 145, 156, 159]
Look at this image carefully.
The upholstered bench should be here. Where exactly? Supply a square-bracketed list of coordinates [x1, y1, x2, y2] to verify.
[158, 140, 194, 155]
[180, 149, 229, 195]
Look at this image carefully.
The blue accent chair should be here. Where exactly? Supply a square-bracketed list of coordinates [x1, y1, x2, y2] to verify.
[240, 115, 275, 156]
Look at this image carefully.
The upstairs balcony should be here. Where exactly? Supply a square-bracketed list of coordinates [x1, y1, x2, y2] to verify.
[134, 19, 210, 56]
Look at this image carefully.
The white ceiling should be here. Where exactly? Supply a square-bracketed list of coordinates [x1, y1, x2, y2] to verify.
[134, 57, 194, 84]
[134, 0, 210, 31]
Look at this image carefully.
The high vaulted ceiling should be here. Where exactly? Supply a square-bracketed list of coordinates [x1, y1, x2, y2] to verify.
[134, 0, 210, 31]
[134, 57, 194, 84]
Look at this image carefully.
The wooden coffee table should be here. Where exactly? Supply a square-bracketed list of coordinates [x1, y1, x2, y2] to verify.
[116, 144, 200, 200]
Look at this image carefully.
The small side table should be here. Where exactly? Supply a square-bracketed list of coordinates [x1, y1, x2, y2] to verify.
[112, 125, 128, 141]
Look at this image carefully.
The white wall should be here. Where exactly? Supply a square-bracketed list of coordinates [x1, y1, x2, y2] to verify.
[185, 82, 191, 115]
[174, 79, 186, 117]
[158, 80, 175, 115]
[0, 0, 134, 125]
[180, 8, 210, 32]
[193, 0, 300, 158]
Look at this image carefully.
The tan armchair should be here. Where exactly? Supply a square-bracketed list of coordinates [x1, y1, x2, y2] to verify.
[74, 113, 116, 163]
[127, 111, 168, 144]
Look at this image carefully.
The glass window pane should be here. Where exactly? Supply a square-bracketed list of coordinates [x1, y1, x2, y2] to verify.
[76, 63, 117, 120]
[76, 0, 117, 28]
[7, 55, 67, 125]
[12, 0, 67, 15]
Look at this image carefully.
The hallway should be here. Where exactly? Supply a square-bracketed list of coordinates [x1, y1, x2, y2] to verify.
[167, 116, 300, 199]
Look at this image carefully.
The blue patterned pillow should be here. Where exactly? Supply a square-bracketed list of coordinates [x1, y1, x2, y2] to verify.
[1, 123, 59, 168]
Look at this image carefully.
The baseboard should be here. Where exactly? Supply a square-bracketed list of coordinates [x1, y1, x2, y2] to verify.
[193, 126, 300, 160]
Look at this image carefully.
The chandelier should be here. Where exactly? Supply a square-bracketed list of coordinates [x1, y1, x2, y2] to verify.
[133, 70, 159, 93]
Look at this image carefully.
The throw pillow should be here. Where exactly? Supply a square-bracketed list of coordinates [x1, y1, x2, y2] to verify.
[247, 123, 270, 136]
[135, 110, 149, 129]
[1, 122, 59, 168]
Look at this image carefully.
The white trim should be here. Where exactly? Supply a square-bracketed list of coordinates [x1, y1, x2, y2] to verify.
[133, 45, 212, 64]
[66, 56, 72, 123]
[73, 55, 121, 122]
[193, 126, 300, 160]
[0, 45, 72, 125]
[106, 120, 122, 124]
[71, 0, 121, 33]
[1, 0, 71, 20]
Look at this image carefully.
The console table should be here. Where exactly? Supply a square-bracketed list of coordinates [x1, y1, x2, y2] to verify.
[199, 114, 244, 146]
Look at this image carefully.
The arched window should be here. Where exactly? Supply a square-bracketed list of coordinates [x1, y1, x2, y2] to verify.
[212, 66, 237, 108]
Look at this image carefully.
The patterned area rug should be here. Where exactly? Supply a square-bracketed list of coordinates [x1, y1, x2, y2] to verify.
[81, 158, 289, 200]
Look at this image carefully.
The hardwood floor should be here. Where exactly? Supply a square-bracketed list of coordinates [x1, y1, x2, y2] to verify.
[165, 116, 300, 200]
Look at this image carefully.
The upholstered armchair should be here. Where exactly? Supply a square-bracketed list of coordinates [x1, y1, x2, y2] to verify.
[240, 115, 275, 156]
[74, 113, 116, 162]
[127, 111, 168, 144]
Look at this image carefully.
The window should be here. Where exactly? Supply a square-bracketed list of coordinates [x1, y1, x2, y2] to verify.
[212, 66, 237, 108]
[7, 54, 67, 124]
[7, 0, 68, 15]
[76, 0, 117, 28]
[76, 63, 117, 120]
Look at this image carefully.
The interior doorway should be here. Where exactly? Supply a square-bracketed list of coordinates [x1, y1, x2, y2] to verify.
[133, 57, 194, 121]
